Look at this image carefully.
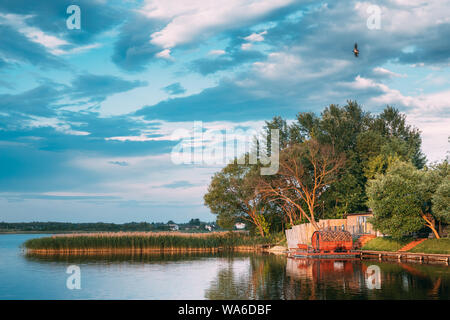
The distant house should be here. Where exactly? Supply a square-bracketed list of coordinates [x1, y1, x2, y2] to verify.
[234, 223, 246, 230]
[168, 224, 179, 231]
[205, 225, 213, 232]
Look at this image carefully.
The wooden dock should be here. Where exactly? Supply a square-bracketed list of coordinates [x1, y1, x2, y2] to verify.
[288, 250, 360, 259]
[359, 250, 450, 264]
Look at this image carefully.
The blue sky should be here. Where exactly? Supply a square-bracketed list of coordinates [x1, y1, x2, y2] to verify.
[0, 0, 449, 223]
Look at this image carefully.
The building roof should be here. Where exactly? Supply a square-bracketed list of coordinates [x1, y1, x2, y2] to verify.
[313, 230, 352, 241]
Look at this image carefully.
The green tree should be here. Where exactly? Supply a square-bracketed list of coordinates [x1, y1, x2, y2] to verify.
[189, 218, 201, 226]
[204, 159, 270, 236]
[430, 161, 449, 225]
[367, 161, 440, 239]
[294, 102, 426, 218]
[433, 178, 450, 224]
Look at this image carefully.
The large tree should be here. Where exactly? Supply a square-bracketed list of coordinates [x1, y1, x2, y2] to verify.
[433, 178, 450, 225]
[257, 139, 345, 230]
[203, 160, 270, 236]
[367, 161, 443, 239]
[431, 161, 450, 226]
[281, 102, 426, 218]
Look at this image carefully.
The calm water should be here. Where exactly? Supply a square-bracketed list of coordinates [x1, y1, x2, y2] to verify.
[0, 234, 449, 300]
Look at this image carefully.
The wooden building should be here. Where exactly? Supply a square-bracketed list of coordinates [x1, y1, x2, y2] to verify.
[285, 211, 382, 250]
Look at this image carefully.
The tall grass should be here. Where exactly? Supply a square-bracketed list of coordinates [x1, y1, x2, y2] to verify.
[24, 231, 274, 253]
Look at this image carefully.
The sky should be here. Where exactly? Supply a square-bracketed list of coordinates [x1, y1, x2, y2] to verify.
[0, 0, 449, 223]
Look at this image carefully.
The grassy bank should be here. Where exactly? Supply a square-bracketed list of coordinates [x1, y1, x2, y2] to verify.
[409, 239, 450, 254]
[362, 237, 450, 254]
[23, 232, 274, 253]
[361, 237, 412, 252]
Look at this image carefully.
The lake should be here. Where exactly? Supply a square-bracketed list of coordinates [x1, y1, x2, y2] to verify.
[0, 234, 449, 300]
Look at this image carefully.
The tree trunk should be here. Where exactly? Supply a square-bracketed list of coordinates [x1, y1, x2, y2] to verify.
[429, 224, 440, 239]
[421, 212, 440, 239]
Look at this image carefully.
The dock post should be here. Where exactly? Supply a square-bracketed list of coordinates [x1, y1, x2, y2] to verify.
[397, 254, 402, 261]
[378, 253, 382, 260]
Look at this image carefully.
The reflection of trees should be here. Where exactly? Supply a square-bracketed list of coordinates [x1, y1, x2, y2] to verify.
[285, 259, 367, 299]
[205, 254, 288, 300]
[205, 256, 450, 300]
[360, 261, 449, 299]
[28, 251, 450, 300]
[25, 251, 253, 265]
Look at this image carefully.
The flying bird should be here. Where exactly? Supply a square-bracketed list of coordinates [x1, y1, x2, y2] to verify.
[353, 43, 359, 57]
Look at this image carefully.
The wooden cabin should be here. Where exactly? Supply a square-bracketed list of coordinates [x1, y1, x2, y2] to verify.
[311, 230, 353, 253]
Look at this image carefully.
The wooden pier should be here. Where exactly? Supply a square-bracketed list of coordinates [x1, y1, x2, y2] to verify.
[290, 251, 360, 259]
[359, 250, 450, 264]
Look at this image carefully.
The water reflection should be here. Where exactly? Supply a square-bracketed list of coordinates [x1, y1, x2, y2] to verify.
[25, 251, 230, 265]
[24, 252, 450, 300]
[205, 255, 449, 300]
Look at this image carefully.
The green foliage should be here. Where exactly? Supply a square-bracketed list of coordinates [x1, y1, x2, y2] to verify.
[205, 102, 428, 234]
[433, 176, 450, 224]
[295, 102, 426, 218]
[367, 161, 444, 239]
[255, 214, 270, 236]
[204, 160, 275, 235]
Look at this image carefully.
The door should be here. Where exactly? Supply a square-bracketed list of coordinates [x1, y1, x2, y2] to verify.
[316, 233, 320, 251]
[358, 216, 368, 234]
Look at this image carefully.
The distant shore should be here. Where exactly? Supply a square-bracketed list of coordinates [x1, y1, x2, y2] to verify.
[0, 231, 95, 234]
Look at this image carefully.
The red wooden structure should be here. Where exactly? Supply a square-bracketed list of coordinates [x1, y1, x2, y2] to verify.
[311, 230, 353, 253]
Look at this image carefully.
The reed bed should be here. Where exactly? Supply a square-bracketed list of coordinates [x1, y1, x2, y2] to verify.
[24, 231, 273, 254]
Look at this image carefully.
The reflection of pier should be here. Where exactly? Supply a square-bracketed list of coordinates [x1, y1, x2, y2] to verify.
[360, 250, 450, 265]
[286, 258, 367, 296]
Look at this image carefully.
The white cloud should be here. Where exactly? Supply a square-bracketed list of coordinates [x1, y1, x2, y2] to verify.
[208, 49, 226, 56]
[26, 116, 90, 136]
[252, 51, 350, 82]
[244, 30, 267, 42]
[406, 114, 450, 163]
[343, 75, 450, 162]
[155, 48, 173, 60]
[354, 1, 450, 34]
[0, 13, 101, 55]
[241, 43, 253, 50]
[373, 67, 406, 78]
[142, 0, 294, 49]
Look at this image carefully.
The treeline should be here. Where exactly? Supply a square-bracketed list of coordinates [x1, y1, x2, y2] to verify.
[0, 219, 215, 233]
[204, 101, 448, 237]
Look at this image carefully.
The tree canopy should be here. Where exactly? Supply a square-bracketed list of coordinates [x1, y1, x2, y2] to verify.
[204, 102, 432, 236]
[367, 161, 447, 239]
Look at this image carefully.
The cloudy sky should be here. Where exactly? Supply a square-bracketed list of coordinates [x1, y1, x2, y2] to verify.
[1, 0, 449, 223]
